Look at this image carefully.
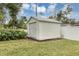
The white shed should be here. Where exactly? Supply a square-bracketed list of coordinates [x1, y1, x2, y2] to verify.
[27, 17, 61, 40]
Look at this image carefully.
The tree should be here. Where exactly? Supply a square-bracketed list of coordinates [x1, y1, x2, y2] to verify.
[8, 16, 27, 29]
[6, 3, 22, 27]
[0, 10, 4, 21]
[63, 4, 72, 18]
[56, 4, 72, 24]
[70, 18, 76, 24]
[0, 4, 6, 24]
[0, 3, 22, 25]
[56, 11, 64, 21]
[49, 16, 54, 19]
[22, 16, 27, 21]
[15, 16, 27, 29]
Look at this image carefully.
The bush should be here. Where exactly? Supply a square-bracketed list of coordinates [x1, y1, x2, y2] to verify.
[0, 29, 27, 41]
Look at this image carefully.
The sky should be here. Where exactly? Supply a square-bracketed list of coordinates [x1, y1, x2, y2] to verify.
[18, 3, 79, 20]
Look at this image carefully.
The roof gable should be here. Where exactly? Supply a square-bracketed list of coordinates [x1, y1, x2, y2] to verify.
[27, 17, 61, 23]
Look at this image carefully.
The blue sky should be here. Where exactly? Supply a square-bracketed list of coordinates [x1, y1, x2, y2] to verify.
[20, 3, 79, 19]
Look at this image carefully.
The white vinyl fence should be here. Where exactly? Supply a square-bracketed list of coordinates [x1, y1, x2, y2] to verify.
[62, 25, 79, 41]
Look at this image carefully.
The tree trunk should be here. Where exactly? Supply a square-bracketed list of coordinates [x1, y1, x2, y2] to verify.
[12, 15, 17, 28]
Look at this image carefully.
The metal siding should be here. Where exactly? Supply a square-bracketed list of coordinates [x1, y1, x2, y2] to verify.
[27, 18, 39, 39]
[38, 22, 61, 40]
[28, 22, 37, 38]
[62, 25, 79, 41]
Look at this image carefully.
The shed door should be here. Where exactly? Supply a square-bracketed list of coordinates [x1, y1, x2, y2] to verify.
[29, 22, 37, 38]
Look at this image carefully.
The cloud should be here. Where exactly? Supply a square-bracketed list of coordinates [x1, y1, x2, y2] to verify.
[3, 7, 11, 24]
[18, 3, 47, 17]
[47, 4, 57, 14]
[31, 4, 46, 14]
[62, 4, 72, 12]
[70, 11, 79, 19]
[61, 4, 74, 19]
[17, 4, 30, 19]
[17, 10, 24, 19]
[31, 4, 37, 12]
[22, 4, 30, 10]
[37, 6, 46, 13]
[62, 4, 68, 11]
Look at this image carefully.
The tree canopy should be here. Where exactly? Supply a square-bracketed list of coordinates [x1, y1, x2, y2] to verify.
[6, 3, 22, 27]
[0, 3, 22, 26]
[56, 4, 74, 24]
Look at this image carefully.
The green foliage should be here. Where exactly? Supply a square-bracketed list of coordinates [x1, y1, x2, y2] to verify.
[6, 4, 22, 27]
[16, 16, 27, 29]
[56, 4, 73, 24]
[0, 9, 4, 20]
[7, 16, 27, 29]
[64, 4, 72, 15]
[70, 19, 76, 24]
[0, 3, 22, 25]
[16, 19, 27, 29]
[6, 4, 21, 16]
[56, 11, 63, 21]
[7, 19, 18, 28]
[49, 16, 54, 19]
[0, 29, 27, 41]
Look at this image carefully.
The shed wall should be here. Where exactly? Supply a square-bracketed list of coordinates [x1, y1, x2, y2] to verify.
[27, 19, 39, 39]
[38, 22, 61, 40]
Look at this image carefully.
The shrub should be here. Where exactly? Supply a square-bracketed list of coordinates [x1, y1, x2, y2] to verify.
[0, 29, 27, 41]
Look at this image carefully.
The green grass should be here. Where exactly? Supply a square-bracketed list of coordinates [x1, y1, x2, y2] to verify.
[0, 39, 79, 56]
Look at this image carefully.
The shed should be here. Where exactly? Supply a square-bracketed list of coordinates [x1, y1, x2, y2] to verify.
[27, 17, 61, 40]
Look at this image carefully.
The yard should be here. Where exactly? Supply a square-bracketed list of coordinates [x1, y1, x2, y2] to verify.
[0, 39, 79, 56]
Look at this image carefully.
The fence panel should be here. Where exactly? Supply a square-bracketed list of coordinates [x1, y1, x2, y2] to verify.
[62, 25, 79, 41]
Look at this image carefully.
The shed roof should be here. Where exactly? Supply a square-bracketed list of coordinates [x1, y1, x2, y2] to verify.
[27, 17, 61, 23]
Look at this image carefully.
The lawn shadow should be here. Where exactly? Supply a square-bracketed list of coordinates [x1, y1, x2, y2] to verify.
[26, 37, 63, 42]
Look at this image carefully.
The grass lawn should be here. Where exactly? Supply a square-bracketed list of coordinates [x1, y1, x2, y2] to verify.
[0, 39, 79, 56]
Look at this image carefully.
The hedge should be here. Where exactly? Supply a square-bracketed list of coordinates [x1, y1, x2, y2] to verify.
[0, 29, 27, 41]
